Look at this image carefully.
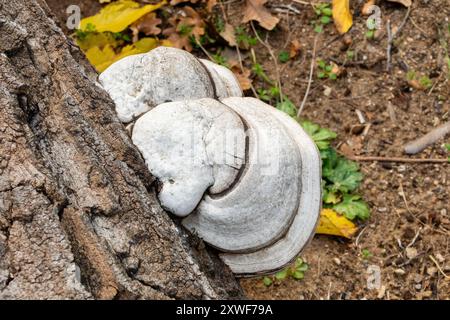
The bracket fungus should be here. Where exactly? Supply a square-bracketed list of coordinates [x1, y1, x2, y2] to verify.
[100, 47, 321, 275]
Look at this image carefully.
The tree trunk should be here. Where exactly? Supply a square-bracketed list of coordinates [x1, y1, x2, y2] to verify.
[0, 0, 243, 299]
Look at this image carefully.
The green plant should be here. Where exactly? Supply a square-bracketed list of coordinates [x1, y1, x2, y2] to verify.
[263, 258, 309, 286]
[361, 249, 372, 259]
[346, 50, 355, 60]
[313, 3, 333, 33]
[300, 120, 369, 221]
[419, 75, 432, 89]
[252, 62, 273, 84]
[211, 51, 229, 67]
[317, 59, 338, 80]
[406, 70, 433, 89]
[278, 50, 290, 63]
[235, 26, 257, 47]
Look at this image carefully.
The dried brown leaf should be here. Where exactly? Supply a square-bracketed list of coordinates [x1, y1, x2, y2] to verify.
[289, 39, 301, 58]
[231, 66, 252, 90]
[220, 23, 237, 47]
[242, 0, 280, 31]
[131, 12, 162, 40]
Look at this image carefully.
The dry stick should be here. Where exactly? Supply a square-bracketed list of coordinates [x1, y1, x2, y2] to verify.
[404, 121, 450, 155]
[194, 38, 214, 61]
[347, 155, 448, 163]
[386, 7, 411, 72]
[250, 21, 283, 103]
[429, 255, 450, 280]
[297, 36, 318, 117]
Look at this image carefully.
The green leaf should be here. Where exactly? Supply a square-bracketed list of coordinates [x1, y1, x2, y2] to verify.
[329, 73, 337, 80]
[317, 59, 326, 69]
[321, 16, 331, 25]
[263, 276, 273, 286]
[323, 156, 363, 193]
[294, 258, 303, 268]
[296, 263, 308, 272]
[361, 248, 372, 259]
[276, 98, 297, 117]
[365, 30, 375, 39]
[323, 189, 340, 204]
[445, 143, 450, 151]
[292, 271, 304, 280]
[300, 120, 337, 150]
[278, 51, 290, 63]
[275, 269, 288, 280]
[322, 8, 333, 16]
[325, 65, 333, 72]
[314, 24, 323, 33]
[318, 71, 326, 78]
[333, 194, 370, 220]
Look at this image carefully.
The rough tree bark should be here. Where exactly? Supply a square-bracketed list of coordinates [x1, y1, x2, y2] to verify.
[0, 0, 243, 299]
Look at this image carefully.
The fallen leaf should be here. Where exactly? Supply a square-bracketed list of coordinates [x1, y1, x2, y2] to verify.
[316, 209, 358, 238]
[289, 39, 301, 58]
[220, 23, 237, 47]
[80, 0, 166, 33]
[170, 0, 200, 5]
[242, 0, 280, 30]
[332, 0, 353, 34]
[386, 0, 412, 7]
[180, 6, 205, 39]
[130, 12, 162, 41]
[85, 37, 159, 72]
[231, 66, 253, 90]
[76, 32, 120, 51]
[162, 6, 205, 51]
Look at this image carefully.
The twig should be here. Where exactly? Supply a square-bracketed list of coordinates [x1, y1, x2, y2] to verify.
[429, 255, 450, 280]
[406, 227, 422, 248]
[194, 38, 214, 61]
[386, 7, 411, 72]
[347, 155, 448, 163]
[297, 36, 318, 117]
[355, 226, 368, 247]
[386, 20, 393, 72]
[404, 121, 450, 155]
[270, 4, 301, 15]
[250, 21, 283, 103]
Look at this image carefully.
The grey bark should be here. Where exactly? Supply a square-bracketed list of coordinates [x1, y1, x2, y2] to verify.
[0, 0, 243, 299]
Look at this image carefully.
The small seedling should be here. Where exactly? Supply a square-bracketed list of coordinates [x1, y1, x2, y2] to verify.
[317, 59, 338, 80]
[235, 26, 258, 48]
[406, 70, 433, 90]
[346, 50, 355, 60]
[212, 51, 229, 68]
[361, 248, 373, 259]
[278, 51, 290, 63]
[313, 3, 333, 33]
[262, 258, 309, 286]
[418, 75, 432, 89]
[252, 63, 273, 85]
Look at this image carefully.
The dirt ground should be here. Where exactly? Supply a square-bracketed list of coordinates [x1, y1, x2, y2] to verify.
[46, 0, 449, 300]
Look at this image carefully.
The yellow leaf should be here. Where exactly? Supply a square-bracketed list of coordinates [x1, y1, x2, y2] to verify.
[86, 38, 160, 72]
[80, 0, 166, 33]
[332, 0, 353, 34]
[316, 209, 358, 239]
